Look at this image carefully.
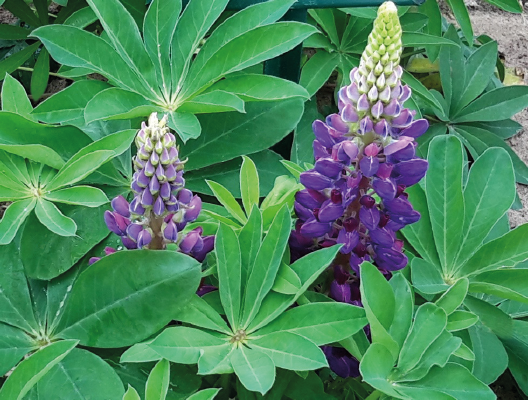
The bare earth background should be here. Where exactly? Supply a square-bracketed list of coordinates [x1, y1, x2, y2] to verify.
[441, 0, 528, 228]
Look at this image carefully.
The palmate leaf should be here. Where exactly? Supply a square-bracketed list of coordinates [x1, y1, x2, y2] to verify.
[1, 74, 35, 122]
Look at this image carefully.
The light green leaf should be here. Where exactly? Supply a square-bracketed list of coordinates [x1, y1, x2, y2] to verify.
[56, 251, 201, 347]
[31, 25, 153, 98]
[123, 385, 141, 400]
[388, 274, 414, 349]
[0, 323, 35, 376]
[426, 135, 465, 276]
[454, 148, 515, 270]
[411, 257, 449, 295]
[272, 263, 301, 295]
[143, 0, 182, 99]
[32, 80, 111, 124]
[179, 91, 245, 114]
[145, 359, 170, 400]
[215, 223, 242, 329]
[167, 111, 201, 143]
[180, 22, 316, 100]
[0, 143, 64, 170]
[447, 310, 478, 331]
[402, 32, 458, 47]
[175, 294, 231, 335]
[1, 74, 34, 121]
[44, 186, 108, 207]
[453, 86, 528, 123]
[186, 388, 221, 400]
[207, 180, 246, 224]
[197, 344, 233, 375]
[86, 0, 159, 100]
[257, 302, 367, 345]
[63, 6, 98, 28]
[238, 205, 262, 287]
[148, 326, 227, 364]
[469, 269, 528, 303]
[240, 155, 259, 215]
[359, 343, 403, 398]
[34, 199, 77, 237]
[30, 48, 49, 102]
[300, 51, 339, 98]
[396, 304, 447, 375]
[435, 278, 469, 315]
[46, 150, 115, 191]
[308, 9, 339, 46]
[84, 87, 159, 124]
[241, 206, 291, 328]
[231, 347, 275, 395]
[0, 198, 36, 245]
[207, 74, 309, 101]
[0, 340, 78, 400]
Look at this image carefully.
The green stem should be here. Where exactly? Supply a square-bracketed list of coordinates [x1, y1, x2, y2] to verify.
[365, 390, 382, 400]
[17, 66, 72, 79]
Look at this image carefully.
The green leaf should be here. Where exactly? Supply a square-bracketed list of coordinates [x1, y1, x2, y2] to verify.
[207, 74, 308, 102]
[231, 347, 275, 395]
[0, 143, 65, 170]
[170, 0, 230, 97]
[248, 245, 341, 333]
[179, 22, 317, 100]
[84, 87, 158, 124]
[34, 199, 77, 237]
[0, 323, 35, 376]
[175, 294, 231, 335]
[30, 48, 49, 102]
[411, 257, 449, 294]
[86, 0, 159, 100]
[238, 205, 262, 287]
[56, 251, 201, 347]
[146, 359, 170, 400]
[464, 120, 522, 140]
[359, 343, 403, 398]
[0, 42, 41, 78]
[1, 74, 34, 120]
[396, 331, 461, 382]
[454, 148, 515, 271]
[21, 205, 108, 280]
[300, 51, 339, 98]
[25, 348, 125, 400]
[0, 241, 39, 333]
[187, 389, 221, 400]
[251, 331, 327, 371]
[241, 206, 291, 328]
[455, 41, 498, 111]
[485, 0, 522, 11]
[469, 269, 528, 303]
[402, 70, 443, 112]
[464, 296, 513, 338]
[184, 98, 304, 169]
[309, 9, 339, 46]
[447, 311, 478, 331]
[215, 223, 242, 330]
[143, 0, 182, 99]
[0, 340, 78, 400]
[32, 25, 153, 98]
[459, 224, 528, 277]
[272, 263, 301, 295]
[147, 326, 227, 364]
[44, 186, 108, 207]
[0, 198, 36, 245]
[186, 150, 288, 198]
[179, 91, 245, 114]
[240, 156, 259, 215]
[388, 274, 415, 349]
[453, 86, 528, 123]
[360, 262, 399, 360]
[445, 0, 473, 43]
[32, 80, 111, 124]
[454, 124, 528, 184]
[401, 184, 441, 267]
[207, 180, 246, 224]
[257, 302, 367, 345]
[426, 135, 465, 277]
[402, 32, 458, 47]
[197, 343, 234, 375]
[467, 323, 508, 384]
[46, 150, 115, 191]
[167, 111, 201, 143]
[435, 278, 469, 315]
[123, 386, 141, 400]
[292, 100, 319, 165]
[399, 363, 495, 399]
[63, 6, 98, 28]
[0, 25, 30, 40]
[396, 304, 447, 375]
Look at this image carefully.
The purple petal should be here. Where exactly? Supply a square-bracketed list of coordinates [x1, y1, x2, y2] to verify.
[330, 280, 352, 303]
[400, 119, 429, 138]
[153, 196, 166, 216]
[295, 189, 323, 209]
[312, 120, 335, 148]
[369, 228, 395, 247]
[163, 220, 178, 242]
[111, 196, 130, 218]
[300, 218, 332, 238]
[337, 229, 359, 253]
[300, 170, 334, 190]
[342, 104, 359, 123]
[184, 195, 202, 222]
[374, 246, 408, 271]
[318, 199, 344, 223]
[359, 206, 380, 230]
[315, 158, 343, 179]
[373, 178, 397, 201]
[359, 156, 379, 177]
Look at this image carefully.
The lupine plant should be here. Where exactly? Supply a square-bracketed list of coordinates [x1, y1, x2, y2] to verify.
[1, 0, 528, 398]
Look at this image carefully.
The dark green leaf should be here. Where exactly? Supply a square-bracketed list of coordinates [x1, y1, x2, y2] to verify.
[0, 323, 35, 376]
[0, 42, 41, 78]
[445, 0, 473, 43]
[1, 74, 34, 121]
[0, 25, 30, 40]
[300, 51, 339, 98]
[34, 199, 77, 237]
[167, 111, 201, 143]
[30, 48, 49, 102]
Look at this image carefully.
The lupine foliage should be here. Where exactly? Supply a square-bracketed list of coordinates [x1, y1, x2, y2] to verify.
[0, 0, 528, 399]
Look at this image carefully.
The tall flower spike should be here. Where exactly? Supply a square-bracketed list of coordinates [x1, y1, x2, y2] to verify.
[292, 1, 429, 293]
[102, 113, 212, 258]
